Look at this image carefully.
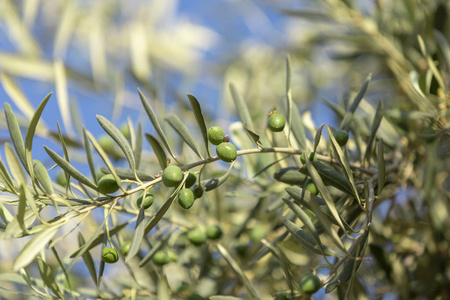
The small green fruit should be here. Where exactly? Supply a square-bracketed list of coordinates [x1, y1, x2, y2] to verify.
[178, 188, 195, 209]
[193, 186, 204, 199]
[300, 273, 321, 294]
[304, 178, 319, 195]
[185, 172, 197, 188]
[268, 114, 286, 132]
[249, 225, 267, 242]
[98, 135, 115, 152]
[120, 123, 131, 139]
[168, 251, 178, 262]
[206, 225, 223, 240]
[333, 130, 349, 146]
[216, 142, 237, 163]
[152, 251, 170, 266]
[300, 152, 317, 164]
[207, 126, 225, 145]
[56, 172, 67, 186]
[137, 192, 154, 209]
[121, 241, 131, 256]
[162, 165, 183, 187]
[187, 228, 206, 246]
[97, 174, 120, 194]
[102, 247, 119, 264]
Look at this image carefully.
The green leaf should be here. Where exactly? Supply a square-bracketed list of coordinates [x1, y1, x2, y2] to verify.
[13, 224, 60, 271]
[229, 83, 254, 130]
[243, 124, 263, 149]
[4, 143, 26, 186]
[4, 103, 28, 173]
[4, 206, 35, 239]
[125, 206, 148, 263]
[145, 133, 167, 170]
[157, 274, 170, 300]
[82, 128, 97, 184]
[36, 257, 64, 298]
[138, 232, 172, 267]
[134, 123, 143, 169]
[44, 146, 97, 190]
[24, 93, 52, 187]
[341, 74, 371, 131]
[299, 161, 353, 195]
[377, 139, 386, 196]
[260, 239, 295, 292]
[137, 88, 176, 159]
[313, 124, 325, 153]
[54, 60, 74, 135]
[273, 167, 306, 185]
[97, 115, 137, 179]
[210, 296, 246, 300]
[364, 101, 384, 161]
[100, 167, 154, 181]
[165, 113, 203, 159]
[291, 104, 308, 150]
[32, 159, 54, 195]
[77, 232, 98, 285]
[217, 243, 260, 300]
[187, 93, 211, 157]
[0, 157, 17, 193]
[286, 55, 293, 146]
[56, 122, 72, 194]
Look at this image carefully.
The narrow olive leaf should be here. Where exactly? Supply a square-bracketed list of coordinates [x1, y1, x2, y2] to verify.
[261, 239, 295, 293]
[100, 167, 154, 182]
[5, 143, 26, 186]
[21, 183, 47, 225]
[85, 131, 123, 192]
[69, 221, 130, 258]
[286, 55, 293, 145]
[284, 220, 337, 256]
[145, 133, 167, 170]
[282, 198, 329, 257]
[134, 123, 143, 169]
[157, 274, 170, 300]
[82, 129, 97, 184]
[273, 167, 306, 185]
[125, 206, 147, 263]
[217, 243, 260, 300]
[313, 124, 325, 153]
[54, 60, 74, 136]
[77, 232, 97, 285]
[305, 156, 353, 240]
[97, 115, 137, 178]
[32, 160, 54, 195]
[13, 224, 60, 271]
[364, 101, 384, 161]
[186, 93, 211, 158]
[229, 83, 254, 130]
[4, 200, 35, 239]
[377, 139, 386, 196]
[1, 73, 35, 120]
[0, 203, 14, 223]
[243, 124, 263, 149]
[137, 88, 176, 159]
[203, 161, 236, 191]
[326, 126, 361, 206]
[44, 146, 97, 190]
[210, 296, 246, 300]
[0, 158, 17, 193]
[24, 93, 52, 185]
[36, 257, 64, 298]
[139, 232, 173, 267]
[165, 113, 203, 159]
[325, 228, 369, 293]
[341, 74, 372, 131]
[299, 161, 353, 195]
[291, 104, 308, 150]
[56, 122, 71, 192]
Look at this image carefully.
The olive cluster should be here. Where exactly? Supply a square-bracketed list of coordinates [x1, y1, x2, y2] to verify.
[207, 126, 237, 163]
[161, 165, 202, 210]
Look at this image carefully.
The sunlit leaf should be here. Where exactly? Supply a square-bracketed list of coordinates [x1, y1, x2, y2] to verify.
[77, 233, 97, 285]
[229, 83, 254, 130]
[36, 257, 64, 298]
[145, 133, 167, 170]
[187, 93, 211, 157]
[165, 113, 203, 159]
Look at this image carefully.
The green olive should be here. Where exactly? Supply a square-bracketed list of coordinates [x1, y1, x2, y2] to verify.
[120, 123, 131, 139]
[268, 114, 286, 132]
[216, 142, 237, 163]
[249, 225, 267, 242]
[152, 250, 170, 266]
[206, 225, 223, 240]
[168, 251, 178, 262]
[304, 178, 319, 195]
[102, 247, 119, 264]
[300, 273, 321, 294]
[193, 186, 204, 199]
[207, 126, 225, 145]
[137, 192, 154, 209]
[333, 130, 349, 146]
[56, 171, 67, 186]
[300, 152, 317, 164]
[97, 174, 120, 194]
[185, 172, 197, 188]
[162, 165, 183, 187]
[121, 241, 131, 256]
[98, 135, 115, 152]
[178, 188, 195, 209]
[187, 228, 206, 246]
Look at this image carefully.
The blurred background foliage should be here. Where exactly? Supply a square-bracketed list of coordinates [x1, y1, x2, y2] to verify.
[0, 0, 449, 299]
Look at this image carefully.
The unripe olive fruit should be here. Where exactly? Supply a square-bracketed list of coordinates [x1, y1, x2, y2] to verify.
[193, 186, 204, 199]
[304, 178, 319, 195]
[137, 192, 154, 209]
[185, 172, 196, 188]
[268, 114, 286, 132]
[56, 172, 67, 186]
[152, 250, 170, 266]
[97, 174, 120, 194]
[249, 225, 267, 242]
[206, 225, 223, 240]
[187, 228, 206, 246]
[102, 247, 119, 264]
[300, 152, 317, 164]
[178, 188, 195, 209]
[98, 135, 115, 152]
[121, 241, 131, 256]
[300, 273, 321, 294]
[333, 130, 349, 146]
[162, 165, 183, 187]
[216, 142, 237, 163]
[168, 251, 178, 262]
[207, 126, 225, 145]
[120, 123, 131, 139]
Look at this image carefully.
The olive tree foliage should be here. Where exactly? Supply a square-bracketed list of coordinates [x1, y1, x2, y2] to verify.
[0, 0, 449, 299]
